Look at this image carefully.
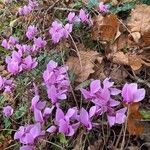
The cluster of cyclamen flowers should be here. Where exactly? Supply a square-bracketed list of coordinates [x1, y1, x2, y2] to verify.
[19, 0, 38, 16]
[2, 60, 146, 150]
[1, 25, 46, 75]
[49, 2, 109, 44]
[0, 76, 15, 93]
[43, 60, 70, 104]
[49, 9, 92, 44]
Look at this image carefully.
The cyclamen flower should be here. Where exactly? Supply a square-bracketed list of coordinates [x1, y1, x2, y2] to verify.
[49, 21, 64, 43]
[14, 123, 45, 145]
[34, 37, 47, 48]
[19, 5, 32, 16]
[0, 76, 15, 93]
[19, 0, 38, 16]
[80, 79, 120, 113]
[5, 50, 23, 75]
[67, 12, 80, 24]
[3, 106, 14, 117]
[16, 44, 31, 54]
[26, 25, 38, 40]
[79, 9, 91, 25]
[49, 21, 72, 43]
[1, 36, 18, 50]
[43, 60, 70, 104]
[21, 55, 38, 71]
[78, 106, 96, 130]
[99, 2, 109, 13]
[122, 83, 145, 104]
[31, 95, 53, 122]
[47, 107, 79, 136]
[63, 23, 73, 38]
[107, 108, 127, 127]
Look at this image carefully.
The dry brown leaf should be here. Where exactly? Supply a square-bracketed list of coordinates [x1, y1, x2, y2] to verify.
[108, 52, 148, 70]
[128, 54, 142, 70]
[127, 103, 144, 135]
[91, 14, 119, 42]
[66, 51, 103, 82]
[110, 52, 129, 65]
[127, 4, 150, 45]
[110, 33, 134, 52]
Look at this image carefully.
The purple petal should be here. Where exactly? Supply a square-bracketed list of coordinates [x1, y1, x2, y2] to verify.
[89, 106, 97, 118]
[55, 107, 65, 124]
[90, 80, 101, 93]
[47, 125, 57, 133]
[109, 99, 120, 107]
[134, 88, 145, 102]
[107, 115, 115, 127]
[20, 145, 33, 150]
[34, 108, 44, 123]
[110, 88, 121, 95]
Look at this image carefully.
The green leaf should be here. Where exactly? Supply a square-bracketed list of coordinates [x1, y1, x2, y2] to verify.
[14, 106, 27, 119]
[4, 118, 11, 128]
[59, 133, 67, 144]
[140, 0, 150, 5]
[88, 0, 98, 8]
[110, 2, 136, 14]
[140, 109, 150, 120]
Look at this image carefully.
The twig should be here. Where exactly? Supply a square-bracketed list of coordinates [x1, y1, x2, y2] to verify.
[54, 7, 78, 12]
[125, 69, 150, 88]
[114, 125, 123, 149]
[120, 106, 129, 150]
[42, 139, 64, 150]
[4, 143, 18, 150]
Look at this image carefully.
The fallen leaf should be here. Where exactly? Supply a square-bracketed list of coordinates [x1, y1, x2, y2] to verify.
[128, 54, 142, 70]
[127, 4, 150, 46]
[108, 52, 148, 71]
[66, 50, 103, 82]
[91, 14, 119, 42]
[109, 51, 129, 65]
[127, 103, 144, 135]
[110, 33, 134, 52]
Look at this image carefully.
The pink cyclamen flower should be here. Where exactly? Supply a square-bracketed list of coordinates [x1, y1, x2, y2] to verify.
[14, 123, 45, 145]
[31, 95, 53, 122]
[79, 106, 96, 130]
[63, 23, 73, 38]
[21, 55, 38, 71]
[1, 36, 18, 50]
[43, 60, 70, 104]
[49, 21, 73, 43]
[3, 106, 14, 117]
[79, 9, 91, 24]
[47, 107, 79, 136]
[107, 108, 127, 127]
[99, 2, 109, 13]
[26, 25, 38, 40]
[16, 44, 31, 54]
[34, 37, 47, 48]
[5, 51, 23, 75]
[19, 5, 32, 15]
[80, 79, 120, 110]
[49, 21, 65, 43]
[67, 12, 80, 24]
[122, 83, 145, 104]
